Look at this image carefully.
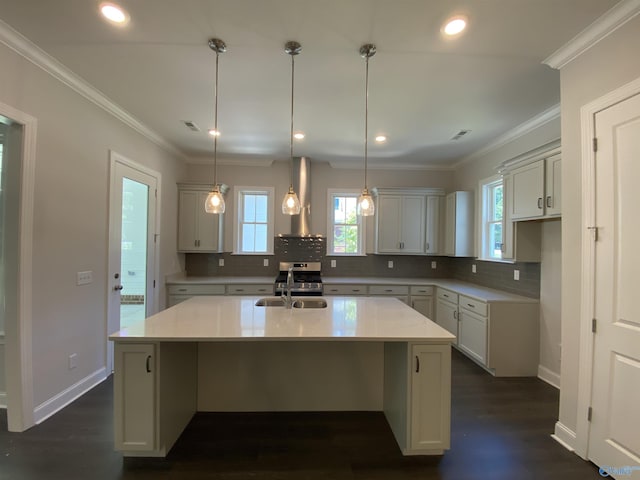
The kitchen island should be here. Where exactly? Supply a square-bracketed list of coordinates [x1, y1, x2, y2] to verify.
[109, 295, 455, 458]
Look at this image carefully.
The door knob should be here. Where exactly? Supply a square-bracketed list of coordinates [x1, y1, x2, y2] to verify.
[114, 285, 124, 291]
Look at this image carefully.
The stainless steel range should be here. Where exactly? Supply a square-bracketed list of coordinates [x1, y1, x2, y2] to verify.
[274, 261, 323, 296]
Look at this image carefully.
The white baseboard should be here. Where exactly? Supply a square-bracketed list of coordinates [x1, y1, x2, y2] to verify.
[33, 368, 107, 424]
[552, 421, 577, 452]
[0, 391, 6, 409]
[538, 365, 560, 389]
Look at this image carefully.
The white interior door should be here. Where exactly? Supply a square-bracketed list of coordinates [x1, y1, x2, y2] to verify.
[107, 152, 159, 373]
[589, 92, 640, 475]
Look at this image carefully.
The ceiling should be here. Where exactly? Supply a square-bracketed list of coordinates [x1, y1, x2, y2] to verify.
[0, 0, 620, 168]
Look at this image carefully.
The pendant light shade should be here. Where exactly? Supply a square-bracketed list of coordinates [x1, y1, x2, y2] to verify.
[357, 44, 376, 217]
[282, 41, 302, 215]
[205, 38, 226, 214]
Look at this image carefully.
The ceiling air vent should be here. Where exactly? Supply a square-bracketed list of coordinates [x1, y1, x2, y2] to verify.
[451, 129, 471, 141]
[182, 120, 201, 132]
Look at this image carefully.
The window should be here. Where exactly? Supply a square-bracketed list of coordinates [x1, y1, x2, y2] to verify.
[327, 189, 365, 256]
[480, 176, 503, 260]
[234, 187, 274, 254]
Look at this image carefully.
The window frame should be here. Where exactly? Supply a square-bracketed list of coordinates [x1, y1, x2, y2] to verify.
[478, 175, 504, 262]
[233, 186, 275, 255]
[326, 188, 366, 256]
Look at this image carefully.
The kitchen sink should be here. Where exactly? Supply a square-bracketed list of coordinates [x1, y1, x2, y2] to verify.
[255, 297, 285, 307]
[292, 298, 327, 309]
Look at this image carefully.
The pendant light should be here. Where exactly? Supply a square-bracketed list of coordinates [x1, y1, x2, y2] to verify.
[281, 41, 302, 215]
[357, 44, 376, 216]
[205, 38, 226, 214]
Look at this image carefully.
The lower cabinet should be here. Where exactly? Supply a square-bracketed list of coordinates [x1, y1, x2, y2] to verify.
[458, 308, 487, 365]
[384, 342, 451, 455]
[226, 284, 274, 295]
[323, 284, 367, 295]
[435, 290, 458, 340]
[166, 284, 226, 307]
[409, 286, 434, 320]
[114, 342, 197, 457]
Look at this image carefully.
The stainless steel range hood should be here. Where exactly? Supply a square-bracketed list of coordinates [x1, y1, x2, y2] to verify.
[281, 156, 321, 237]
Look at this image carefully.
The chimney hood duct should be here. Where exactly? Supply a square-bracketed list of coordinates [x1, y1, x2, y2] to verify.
[283, 157, 319, 237]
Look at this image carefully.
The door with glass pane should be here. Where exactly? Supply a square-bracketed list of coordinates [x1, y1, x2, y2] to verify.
[107, 153, 158, 372]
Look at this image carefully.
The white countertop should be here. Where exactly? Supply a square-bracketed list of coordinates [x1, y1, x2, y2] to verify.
[110, 295, 455, 343]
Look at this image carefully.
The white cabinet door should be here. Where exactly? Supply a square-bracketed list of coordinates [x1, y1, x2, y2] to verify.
[425, 195, 440, 254]
[444, 191, 474, 257]
[114, 343, 156, 451]
[510, 160, 545, 220]
[545, 154, 561, 216]
[435, 298, 458, 340]
[411, 296, 434, 320]
[458, 308, 487, 365]
[410, 344, 451, 451]
[178, 189, 224, 252]
[376, 195, 403, 252]
[400, 195, 426, 253]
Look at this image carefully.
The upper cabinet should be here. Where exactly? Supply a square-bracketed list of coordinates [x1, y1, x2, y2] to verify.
[373, 188, 444, 255]
[444, 191, 474, 257]
[501, 142, 561, 221]
[177, 184, 226, 253]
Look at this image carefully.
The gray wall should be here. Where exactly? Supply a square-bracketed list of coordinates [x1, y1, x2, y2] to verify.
[452, 116, 562, 382]
[557, 14, 640, 435]
[0, 41, 186, 410]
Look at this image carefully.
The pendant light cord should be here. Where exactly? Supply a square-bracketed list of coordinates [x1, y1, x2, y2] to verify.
[364, 54, 369, 190]
[289, 53, 295, 190]
[213, 49, 219, 189]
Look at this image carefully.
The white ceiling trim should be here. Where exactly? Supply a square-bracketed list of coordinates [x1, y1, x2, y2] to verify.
[187, 157, 275, 167]
[452, 103, 560, 170]
[328, 161, 454, 171]
[0, 19, 185, 159]
[543, 0, 640, 69]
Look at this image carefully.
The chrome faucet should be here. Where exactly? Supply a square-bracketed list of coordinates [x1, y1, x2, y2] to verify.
[284, 265, 294, 309]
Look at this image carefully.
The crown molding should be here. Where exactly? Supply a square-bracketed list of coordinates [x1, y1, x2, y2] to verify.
[0, 19, 184, 159]
[328, 160, 454, 171]
[186, 156, 275, 167]
[543, 0, 640, 69]
[452, 103, 560, 170]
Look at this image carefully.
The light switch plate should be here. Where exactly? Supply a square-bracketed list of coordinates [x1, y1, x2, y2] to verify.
[388, 261, 394, 268]
[431, 261, 437, 269]
[263, 258, 269, 267]
[472, 264, 477, 274]
[68, 353, 77, 370]
[331, 259, 336, 268]
[514, 269, 520, 281]
[76, 271, 92, 285]
[218, 258, 224, 267]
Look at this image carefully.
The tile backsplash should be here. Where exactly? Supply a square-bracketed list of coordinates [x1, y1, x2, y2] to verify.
[185, 236, 540, 298]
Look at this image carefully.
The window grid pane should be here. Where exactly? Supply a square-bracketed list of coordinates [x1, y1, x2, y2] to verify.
[240, 192, 270, 253]
[331, 194, 361, 255]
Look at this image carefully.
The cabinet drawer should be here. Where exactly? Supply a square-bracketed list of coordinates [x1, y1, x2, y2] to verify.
[167, 284, 226, 295]
[410, 285, 434, 296]
[323, 284, 367, 295]
[437, 289, 458, 304]
[369, 285, 409, 296]
[459, 295, 488, 317]
[227, 284, 274, 295]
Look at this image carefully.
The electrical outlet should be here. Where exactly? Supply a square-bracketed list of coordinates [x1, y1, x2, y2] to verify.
[263, 258, 269, 267]
[388, 260, 394, 269]
[331, 259, 336, 268]
[431, 261, 437, 269]
[472, 264, 477, 274]
[218, 258, 224, 267]
[76, 271, 92, 285]
[514, 269, 520, 281]
[68, 353, 77, 370]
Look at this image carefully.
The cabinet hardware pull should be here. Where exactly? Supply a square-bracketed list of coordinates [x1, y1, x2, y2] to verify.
[146, 355, 152, 373]
[453, 310, 458, 319]
[415, 356, 420, 373]
[353, 289, 360, 292]
[467, 303, 475, 308]
[537, 197, 543, 209]
[443, 294, 449, 298]
[178, 288, 187, 292]
[426, 242, 429, 250]
[546, 196, 552, 208]
[236, 289, 244, 292]
[385, 289, 392, 292]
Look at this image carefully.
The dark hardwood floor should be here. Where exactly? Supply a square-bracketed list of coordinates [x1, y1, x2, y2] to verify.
[0, 350, 601, 480]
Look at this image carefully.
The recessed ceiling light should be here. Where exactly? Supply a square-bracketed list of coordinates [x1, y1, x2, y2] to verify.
[375, 135, 387, 143]
[208, 129, 220, 137]
[100, 3, 129, 25]
[293, 132, 305, 140]
[443, 16, 467, 36]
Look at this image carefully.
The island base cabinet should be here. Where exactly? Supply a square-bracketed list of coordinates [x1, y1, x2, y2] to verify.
[114, 342, 198, 457]
[383, 342, 451, 455]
